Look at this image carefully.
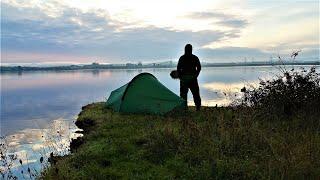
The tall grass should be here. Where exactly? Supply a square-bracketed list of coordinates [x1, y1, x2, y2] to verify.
[44, 101, 320, 179]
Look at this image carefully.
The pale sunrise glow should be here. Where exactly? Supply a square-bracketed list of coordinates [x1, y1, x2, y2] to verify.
[1, 0, 319, 64]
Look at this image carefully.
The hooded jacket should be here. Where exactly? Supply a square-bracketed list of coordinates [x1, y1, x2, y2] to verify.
[177, 46, 201, 79]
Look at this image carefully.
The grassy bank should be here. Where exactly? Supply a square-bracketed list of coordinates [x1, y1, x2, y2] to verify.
[43, 102, 320, 179]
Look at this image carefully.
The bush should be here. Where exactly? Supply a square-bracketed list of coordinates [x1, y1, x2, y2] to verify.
[240, 67, 320, 124]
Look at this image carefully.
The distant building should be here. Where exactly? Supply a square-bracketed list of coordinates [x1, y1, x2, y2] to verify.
[126, 63, 135, 68]
[88, 62, 100, 69]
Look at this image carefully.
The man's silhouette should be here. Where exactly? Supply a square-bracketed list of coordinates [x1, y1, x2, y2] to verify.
[177, 44, 201, 111]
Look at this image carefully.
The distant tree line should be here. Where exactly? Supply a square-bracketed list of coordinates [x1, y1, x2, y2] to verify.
[1, 61, 319, 73]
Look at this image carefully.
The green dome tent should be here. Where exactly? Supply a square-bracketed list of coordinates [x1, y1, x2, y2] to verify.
[106, 73, 186, 115]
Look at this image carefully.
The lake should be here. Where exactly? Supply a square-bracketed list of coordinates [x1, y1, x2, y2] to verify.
[0, 65, 318, 177]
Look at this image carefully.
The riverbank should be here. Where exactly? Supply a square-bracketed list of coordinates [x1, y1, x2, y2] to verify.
[1, 61, 319, 73]
[43, 102, 319, 179]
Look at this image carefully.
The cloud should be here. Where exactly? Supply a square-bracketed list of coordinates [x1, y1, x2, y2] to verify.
[198, 47, 269, 61]
[1, 0, 318, 64]
[187, 11, 249, 28]
[216, 19, 248, 28]
[186, 12, 233, 19]
[2, 1, 242, 63]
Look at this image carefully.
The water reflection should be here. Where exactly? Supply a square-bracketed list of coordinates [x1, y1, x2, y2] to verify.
[1, 66, 318, 178]
[200, 81, 260, 106]
[1, 118, 81, 179]
[2, 66, 315, 135]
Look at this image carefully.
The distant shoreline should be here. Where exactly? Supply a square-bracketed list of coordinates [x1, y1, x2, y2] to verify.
[1, 61, 319, 73]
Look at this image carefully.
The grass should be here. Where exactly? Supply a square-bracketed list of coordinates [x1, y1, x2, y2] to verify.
[43, 102, 320, 179]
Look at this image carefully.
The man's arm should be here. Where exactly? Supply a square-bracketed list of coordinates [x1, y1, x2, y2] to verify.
[196, 57, 201, 77]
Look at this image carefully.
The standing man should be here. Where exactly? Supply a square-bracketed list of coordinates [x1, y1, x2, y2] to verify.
[177, 44, 201, 111]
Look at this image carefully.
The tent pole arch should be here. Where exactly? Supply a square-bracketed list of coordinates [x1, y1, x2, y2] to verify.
[106, 72, 185, 114]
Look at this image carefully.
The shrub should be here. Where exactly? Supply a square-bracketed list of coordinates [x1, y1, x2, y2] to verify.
[240, 66, 320, 124]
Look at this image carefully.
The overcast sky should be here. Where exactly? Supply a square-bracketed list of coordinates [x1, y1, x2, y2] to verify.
[1, 0, 319, 64]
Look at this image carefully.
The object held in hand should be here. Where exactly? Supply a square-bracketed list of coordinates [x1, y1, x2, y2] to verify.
[170, 70, 179, 79]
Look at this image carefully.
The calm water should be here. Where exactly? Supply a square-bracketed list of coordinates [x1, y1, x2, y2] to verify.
[0, 65, 317, 177]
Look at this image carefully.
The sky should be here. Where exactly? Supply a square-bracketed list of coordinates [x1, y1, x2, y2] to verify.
[1, 0, 319, 64]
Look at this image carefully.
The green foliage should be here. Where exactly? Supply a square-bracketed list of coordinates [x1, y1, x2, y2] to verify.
[43, 103, 320, 179]
[240, 67, 320, 124]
